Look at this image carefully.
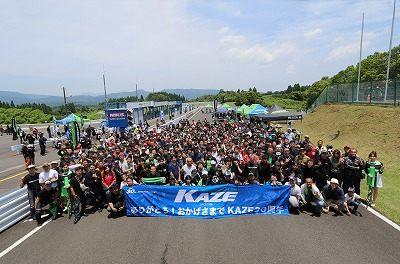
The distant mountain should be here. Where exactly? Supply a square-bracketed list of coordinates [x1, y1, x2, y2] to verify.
[0, 90, 150, 106]
[0, 88, 218, 105]
[161, 89, 219, 99]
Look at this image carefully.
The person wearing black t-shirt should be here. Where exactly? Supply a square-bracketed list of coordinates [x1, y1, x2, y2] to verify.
[106, 183, 125, 218]
[20, 165, 41, 219]
[69, 166, 88, 224]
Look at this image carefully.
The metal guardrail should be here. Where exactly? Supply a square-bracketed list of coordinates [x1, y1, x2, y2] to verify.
[0, 187, 30, 233]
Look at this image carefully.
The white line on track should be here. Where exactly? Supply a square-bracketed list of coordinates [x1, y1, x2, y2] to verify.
[0, 219, 51, 259]
[0, 165, 24, 175]
[361, 204, 400, 232]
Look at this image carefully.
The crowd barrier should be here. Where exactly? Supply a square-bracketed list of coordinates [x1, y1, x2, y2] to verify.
[0, 187, 30, 233]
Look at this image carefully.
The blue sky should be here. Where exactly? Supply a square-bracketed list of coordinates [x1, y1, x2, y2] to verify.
[0, 0, 399, 96]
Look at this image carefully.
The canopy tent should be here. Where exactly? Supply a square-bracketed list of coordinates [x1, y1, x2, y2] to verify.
[236, 104, 248, 114]
[215, 107, 229, 114]
[55, 113, 84, 125]
[248, 104, 267, 116]
[255, 111, 303, 121]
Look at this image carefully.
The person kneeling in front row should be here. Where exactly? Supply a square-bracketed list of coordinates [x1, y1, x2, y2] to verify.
[300, 178, 325, 217]
[107, 183, 125, 218]
[322, 178, 347, 216]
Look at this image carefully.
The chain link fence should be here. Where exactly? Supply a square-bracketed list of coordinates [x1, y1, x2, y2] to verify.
[308, 79, 400, 112]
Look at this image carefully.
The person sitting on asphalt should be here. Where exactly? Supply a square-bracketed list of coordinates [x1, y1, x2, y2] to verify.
[322, 178, 347, 216]
[300, 177, 325, 217]
[107, 183, 126, 218]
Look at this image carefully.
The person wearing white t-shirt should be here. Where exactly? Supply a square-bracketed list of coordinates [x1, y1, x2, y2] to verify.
[344, 187, 366, 215]
[39, 163, 59, 189]
[285, 177, 303, 213]
[181, 158, 196, 178]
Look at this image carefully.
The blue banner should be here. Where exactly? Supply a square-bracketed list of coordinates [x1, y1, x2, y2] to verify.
[124, 184, 290, 218]
[106, 109, 128, 128]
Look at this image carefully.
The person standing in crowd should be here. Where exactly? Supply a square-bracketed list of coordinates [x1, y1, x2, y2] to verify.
[69, 166, 88, 224]
[343, 148, 364, 194]
[330, 149, 344, 186]
[365, 151, 384, 207]
[20, 165, 41, 220]
[47, 125, 52, 138]
[38, 132, 47, 156]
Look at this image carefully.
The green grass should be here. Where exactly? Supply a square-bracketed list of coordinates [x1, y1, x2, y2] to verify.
[262, 94, 305, 110]
[295, 104, 400, 223]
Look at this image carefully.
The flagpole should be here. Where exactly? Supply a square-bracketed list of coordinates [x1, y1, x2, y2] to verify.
[357, 13, 364, 102]
[385, 0, 396, 102]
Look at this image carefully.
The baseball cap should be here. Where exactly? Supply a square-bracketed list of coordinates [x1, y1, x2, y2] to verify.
[289, 176, 296, 181]
[51, 160, 59, 164]
[348, 187, 355, 192]
[27, 164, 36, 169]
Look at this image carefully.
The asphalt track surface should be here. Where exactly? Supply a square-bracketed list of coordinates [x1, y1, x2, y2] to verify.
[1, 109, 400, 264]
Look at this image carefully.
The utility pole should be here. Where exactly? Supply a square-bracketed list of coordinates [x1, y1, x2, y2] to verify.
[103, 73, 108, 109]
[136, 83, 138, 102]
[385, 0, 396, 102]
[62, 86, 67, 114]
[357, 13, 364, 102]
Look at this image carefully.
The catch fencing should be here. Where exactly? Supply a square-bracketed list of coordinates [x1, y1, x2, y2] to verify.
[308, 79, 400, 112]
[0, 187, 30, 233]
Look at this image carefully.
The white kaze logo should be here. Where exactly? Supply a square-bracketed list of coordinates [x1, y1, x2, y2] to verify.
[174, 190, 238, 203]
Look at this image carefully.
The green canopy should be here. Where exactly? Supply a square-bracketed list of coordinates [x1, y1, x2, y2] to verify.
[205, 103, 213, 108]
[236, 104, 248, 114]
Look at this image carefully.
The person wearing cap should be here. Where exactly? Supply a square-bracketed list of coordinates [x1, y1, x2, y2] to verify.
[245, 172, 260, 185]
[106, 183, 125, 218]
[20, 164, 41, 219]
[285, 176, 303, 214]
[300, 177, 325, 216]
[314, 147, 332, 191]
[50, 160, 60, 174]
[344, 187, 367, 215]
[39, 163, 59, 189]
[322, 178, 346, 216]
[69, 166, 88, 224]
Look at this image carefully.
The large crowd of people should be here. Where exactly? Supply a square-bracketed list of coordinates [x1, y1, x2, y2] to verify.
[19, 112, 384, 225]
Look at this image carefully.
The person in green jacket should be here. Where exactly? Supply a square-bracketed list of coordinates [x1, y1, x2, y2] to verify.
[365, 151, 384, 207]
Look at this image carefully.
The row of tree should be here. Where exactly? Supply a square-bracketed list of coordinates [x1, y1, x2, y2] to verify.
[193, 44, 400, 108]
[108, 92, 186, 103]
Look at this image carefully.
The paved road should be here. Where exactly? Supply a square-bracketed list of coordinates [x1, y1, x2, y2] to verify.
[0, 108, 202, 194]
[1, 109, 399, 264]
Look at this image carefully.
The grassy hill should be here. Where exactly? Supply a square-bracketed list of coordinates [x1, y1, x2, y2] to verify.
[295, 104, 400, 223]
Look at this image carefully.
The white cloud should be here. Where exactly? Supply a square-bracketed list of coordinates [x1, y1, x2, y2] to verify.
[219, 34, 247, 46]
[226, 42, 297, 63]
[304, 28, 322, 39]
[327, 42, 360, 61]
